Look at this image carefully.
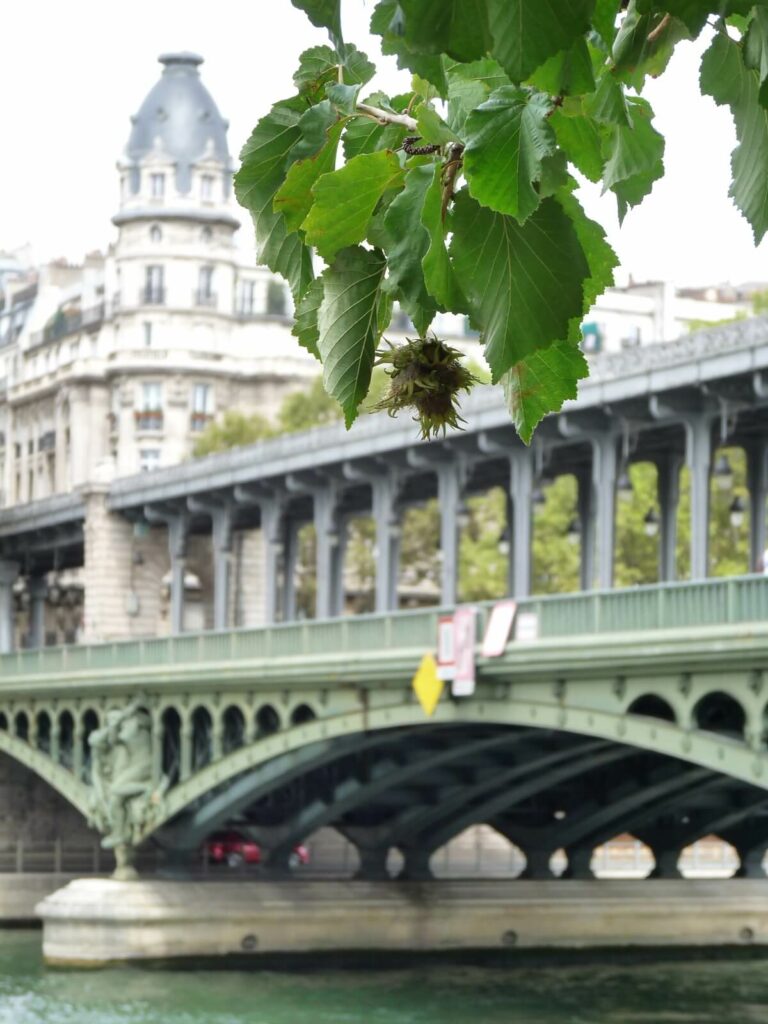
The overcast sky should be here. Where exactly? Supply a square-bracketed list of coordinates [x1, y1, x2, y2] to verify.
[1, 1, 766, 287]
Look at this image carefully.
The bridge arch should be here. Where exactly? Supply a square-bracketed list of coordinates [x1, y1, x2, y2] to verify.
[693, 691, 747, 740]
[147, 698, 768, 851]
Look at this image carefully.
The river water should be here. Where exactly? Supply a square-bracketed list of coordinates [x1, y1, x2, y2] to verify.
[2, 931, 768, 1023]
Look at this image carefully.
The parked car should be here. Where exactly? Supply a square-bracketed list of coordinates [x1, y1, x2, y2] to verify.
[204, 831, 309, 870]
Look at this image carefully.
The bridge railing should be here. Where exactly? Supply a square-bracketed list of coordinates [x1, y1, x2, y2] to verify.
[2, 575, 767, 680]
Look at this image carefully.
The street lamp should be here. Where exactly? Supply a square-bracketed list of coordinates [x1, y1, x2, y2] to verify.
[729, 495, 746, 528]
[566, 517, 581, 545]
[532, 485, 546, 510]
[457, 501, 472, 530]
[713, 454, 734, 491]
[498, 527, 510, 556]
[617, 469, 633, 502]
[643, 508, 660, 538]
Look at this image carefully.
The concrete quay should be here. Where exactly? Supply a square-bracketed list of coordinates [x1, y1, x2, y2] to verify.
[37, 878, 768, 966]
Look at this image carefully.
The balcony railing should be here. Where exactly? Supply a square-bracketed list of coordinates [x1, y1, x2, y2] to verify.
[134, 410, 163, 431]
[141, 287, 166, 305]
[29, 302, 105, 348]
[190, 411, 213, 432]
[194, 291, 217, 308]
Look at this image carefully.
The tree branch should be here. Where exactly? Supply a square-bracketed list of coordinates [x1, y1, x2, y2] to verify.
[356, 103, 419, 131]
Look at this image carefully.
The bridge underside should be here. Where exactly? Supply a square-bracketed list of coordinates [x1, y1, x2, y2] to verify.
[155, 722, 768, 881]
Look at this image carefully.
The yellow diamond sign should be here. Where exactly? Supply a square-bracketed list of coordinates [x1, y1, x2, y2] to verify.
[412, 653, 443, 717]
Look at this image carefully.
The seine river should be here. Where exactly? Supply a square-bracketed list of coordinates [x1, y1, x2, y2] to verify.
[2, 931, 768, 1023]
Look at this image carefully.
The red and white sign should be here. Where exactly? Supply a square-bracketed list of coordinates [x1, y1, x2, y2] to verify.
[437, 614, 455, 680]
[481, 599, 517, 658]
[452, 606, 478, 697]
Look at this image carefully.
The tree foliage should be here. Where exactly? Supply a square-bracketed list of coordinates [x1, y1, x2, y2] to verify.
[236, 0, 766, 442]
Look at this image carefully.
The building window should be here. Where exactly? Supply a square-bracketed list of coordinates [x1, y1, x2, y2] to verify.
[144, 265, 165, 304]
[139, 448, 161, 472]
[201, 226, 213, 243]
[266, 280, 286, 316]
[201, 175, 214, 200]
[150, 224, 162, 243]
[191, 382, 214, 431]
[136, 382, 163, 431]
[150, 173, 165, 198]
[143, 322, 153, 347]
[237, 279, 256, 315]
[582, 322, 604, 353]
[196, 266, 215, 307]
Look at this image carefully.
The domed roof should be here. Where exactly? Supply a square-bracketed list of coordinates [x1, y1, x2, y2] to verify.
[124, 53, 231, 193]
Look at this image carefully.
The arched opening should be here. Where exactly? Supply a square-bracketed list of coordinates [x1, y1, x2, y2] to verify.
[290, 704, 316, 727]
[693, 692, 746, 739]
[14, 712, 28, 742]
[191, 706, 213, 772]
[36, 711, 51, 753]
[533, 473, 580, 595]
[680, 834, 739, 879]
[161, 707, 181, 786]
[627, 694, 676, 722]
[222, 706, 245, 755]
[592, 834, 655, 879]
[256, 704, 280, 738]
[81, 709, 99, 781]
[0, 712, 7, 730]
[149, 224, 162, 243]
[398, 500, 440, 610]
[431, 825, 525, 879]
[614, 461, 660, 586]
[58, 711, 74, 768]
[458, 487, 508, 604]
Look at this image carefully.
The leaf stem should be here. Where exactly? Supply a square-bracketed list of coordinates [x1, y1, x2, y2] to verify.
[356, 102, 419, 130]
[646, 12, 672, 46]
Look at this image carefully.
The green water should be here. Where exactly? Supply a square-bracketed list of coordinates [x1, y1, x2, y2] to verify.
[2, 932, 768, 1023]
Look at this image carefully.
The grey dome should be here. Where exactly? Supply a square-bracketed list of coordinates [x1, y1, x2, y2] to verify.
[124, 53, 231, 194]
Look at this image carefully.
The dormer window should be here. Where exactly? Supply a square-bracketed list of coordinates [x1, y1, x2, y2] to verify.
[201, 175, 214, 201]
[149, 224, 162, 243]
[150, 173, 165, 199]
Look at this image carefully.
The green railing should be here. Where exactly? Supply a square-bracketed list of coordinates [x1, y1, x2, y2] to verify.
[2, 575, 768, 680]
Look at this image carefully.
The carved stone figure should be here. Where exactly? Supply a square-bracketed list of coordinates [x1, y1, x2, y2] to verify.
[87, 701, 167, 879]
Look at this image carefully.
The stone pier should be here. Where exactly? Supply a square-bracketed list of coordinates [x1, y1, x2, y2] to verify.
[37, 879, 768, 966]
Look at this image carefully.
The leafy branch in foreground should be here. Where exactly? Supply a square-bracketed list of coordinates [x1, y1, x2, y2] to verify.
[236, 1, 765, 443]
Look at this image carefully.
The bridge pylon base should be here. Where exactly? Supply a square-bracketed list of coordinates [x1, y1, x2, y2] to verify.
[35, 877, 768, 967]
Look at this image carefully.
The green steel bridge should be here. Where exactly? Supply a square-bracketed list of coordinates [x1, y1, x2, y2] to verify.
[3, 574, 768, 882]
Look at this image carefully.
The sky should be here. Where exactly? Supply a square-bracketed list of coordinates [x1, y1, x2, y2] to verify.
[1, 1, 767, 288]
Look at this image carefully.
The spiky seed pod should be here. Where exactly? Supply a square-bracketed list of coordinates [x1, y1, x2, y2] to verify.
[374, 336, 479, 440]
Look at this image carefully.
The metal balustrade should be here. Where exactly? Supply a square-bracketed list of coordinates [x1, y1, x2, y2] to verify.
[1, 575, 767, 680]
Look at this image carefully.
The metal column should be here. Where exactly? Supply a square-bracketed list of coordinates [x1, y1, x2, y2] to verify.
[509, 449, 534, 598]
[685, 414, 713, 580]
[437, 463, 461, 606]
[591, 434, 618, 590]
[373, 475, 401, 613]
[0, 560, 19, 654]
[314, 485, 341, 620]
[28, 576, 48, 649]
[747, 440, 768, 572]
[656, 453, 682, 582]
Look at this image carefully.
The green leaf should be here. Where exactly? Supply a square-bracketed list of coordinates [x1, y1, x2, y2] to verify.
[449, 191, 590, 380]
[370, 1, 448, 95]
[587, 72, 632, 125]
[317, 246, 387, 427]
[292, 278, 325, 360]
[342, 92, 409, 159]
[445, 58, 511, 132]
[744, 6, 768, 107]
[303, 150, 406, 261]
[613, 2, 691, 87]
[463, 85, 556, 222]
[602, 97, 665, 222]
[274, 119, 345, 232]
[421, 166, 468, 312]
[292, 100, 339, 161]
[592, 0, 622, 45]
[381, 165, 438, 335]
[399, 0, 491, 62]
[291, 0, 343, 47]
[650, 1, 715, 36]
[701, 31, 768, 243]
[235, 99, 314, 301]
[557, 188, 619, 337]
[487, 0, 596, 83]
[416, 104, 461, 145]
[501, 342, 589, 443]
[293, 43, 374, 101]
[528, 38, 596, 96]
[550, 108, 605, 182]
[326, 82, 361, 115]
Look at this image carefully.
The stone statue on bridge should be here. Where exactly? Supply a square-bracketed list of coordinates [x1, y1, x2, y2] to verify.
[87, 700, 167, 879]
